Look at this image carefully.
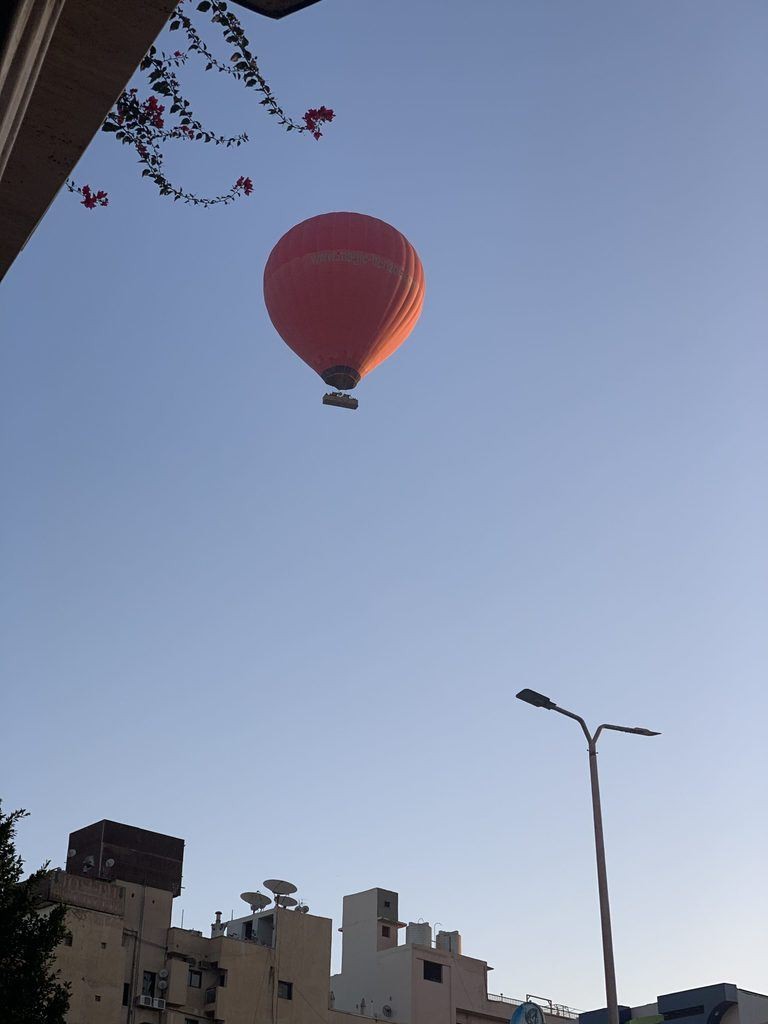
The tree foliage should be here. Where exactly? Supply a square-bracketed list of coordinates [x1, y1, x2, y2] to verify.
[0, 805, 70, 1024]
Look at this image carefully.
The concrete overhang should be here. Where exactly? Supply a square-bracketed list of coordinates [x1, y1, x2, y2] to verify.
[0, 0, 326, 284]
[231, 0, 322, 17]
[0, 0, 178, 284]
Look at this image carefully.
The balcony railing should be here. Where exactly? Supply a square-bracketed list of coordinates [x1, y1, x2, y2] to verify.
[487, 993, 580, 1020]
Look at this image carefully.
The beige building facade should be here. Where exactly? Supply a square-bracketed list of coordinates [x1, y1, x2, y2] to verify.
[42, 819, 577, 1024]
[42, 819, 336, 1024]
[330, 887, 578, 1024]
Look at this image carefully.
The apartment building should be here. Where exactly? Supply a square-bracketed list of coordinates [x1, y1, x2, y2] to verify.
[330, 887, 579, 1024]
[40, 817, 579, 1024]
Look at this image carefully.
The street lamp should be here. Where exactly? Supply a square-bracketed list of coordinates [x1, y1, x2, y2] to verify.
[515, 689, 660, 1024]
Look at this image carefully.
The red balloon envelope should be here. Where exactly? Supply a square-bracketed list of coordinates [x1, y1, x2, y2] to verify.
[263, 212, 425, 395]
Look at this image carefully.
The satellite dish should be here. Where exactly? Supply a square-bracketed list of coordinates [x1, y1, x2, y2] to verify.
[298, 904, 310, 914]
[240, 891, 271, 913]
[276, 896, 298, 909]
[67, 848, 76, 858]
[104, 858, 115, 868]
[263, 879, 297, 896]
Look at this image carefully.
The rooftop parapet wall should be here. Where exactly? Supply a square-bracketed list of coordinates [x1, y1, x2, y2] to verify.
[38, 868, 125, 916]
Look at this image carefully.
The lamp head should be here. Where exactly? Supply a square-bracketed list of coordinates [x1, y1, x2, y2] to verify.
[516, 688, 556, 710]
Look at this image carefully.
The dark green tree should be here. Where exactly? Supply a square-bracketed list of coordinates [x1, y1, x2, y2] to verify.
[0, 805, 70, 1023]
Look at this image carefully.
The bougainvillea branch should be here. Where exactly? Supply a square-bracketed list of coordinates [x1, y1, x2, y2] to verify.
[66, 182, 109, 209]
[68, 0, 334, 209]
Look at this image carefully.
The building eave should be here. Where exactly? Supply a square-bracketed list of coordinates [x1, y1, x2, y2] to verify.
[230, 0, 322, 18]
[0, 0, 178, 284]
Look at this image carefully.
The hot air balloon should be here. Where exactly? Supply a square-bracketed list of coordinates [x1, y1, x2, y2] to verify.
[263, 212, 425, 409]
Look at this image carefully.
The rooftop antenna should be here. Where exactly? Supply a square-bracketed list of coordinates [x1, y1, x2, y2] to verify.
[263, 879, 298, 1024]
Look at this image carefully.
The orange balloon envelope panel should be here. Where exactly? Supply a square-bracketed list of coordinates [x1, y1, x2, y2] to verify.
[263, 212, 425, 407]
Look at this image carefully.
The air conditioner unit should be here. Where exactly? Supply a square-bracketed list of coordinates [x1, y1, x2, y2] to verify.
[136, 995, 153, 1007]
[153, 998, 166, 1009]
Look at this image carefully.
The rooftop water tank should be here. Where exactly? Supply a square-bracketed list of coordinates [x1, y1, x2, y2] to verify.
[436, 930, 462, 955]
[406, 922, 432, 947]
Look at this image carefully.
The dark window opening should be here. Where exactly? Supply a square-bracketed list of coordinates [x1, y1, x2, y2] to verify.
[218, 971, 227, 987]
[665, 1009, 705, 1021]
[255, 914, 274, 947]
[95, 995, 101, 1002]
[100, 942, 107, 949]
[123, 983, 130, 1007]
[278, 980, 293, 1000]
[188, 969, 202, 989]
[384, 900, 391, 908]
[142, 971, 156, 998]
[205, 987, 217, 1004]
[382, 926, 391, 938]
[423, 960, 443, 983]
[63, 933, 72, 947]
[243, 920, 253, 940]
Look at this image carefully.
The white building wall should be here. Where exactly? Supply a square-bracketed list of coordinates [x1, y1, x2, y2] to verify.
[736, 992, 768, 1024]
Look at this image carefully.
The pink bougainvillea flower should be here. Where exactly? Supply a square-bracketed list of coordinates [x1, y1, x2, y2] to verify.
[79, 184, 108, 209]
[302, 106, 335, 140]
[235, 175, 254, 196]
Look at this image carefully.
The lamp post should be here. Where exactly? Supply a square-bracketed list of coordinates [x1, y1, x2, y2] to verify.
[515, 689, 659, 1024]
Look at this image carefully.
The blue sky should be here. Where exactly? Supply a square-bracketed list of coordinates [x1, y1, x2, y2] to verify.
[2, 0, 767, 1010]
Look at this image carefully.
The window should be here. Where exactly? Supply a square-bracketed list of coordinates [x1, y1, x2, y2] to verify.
[188, 969, 202, 989]
[100, 942, 107, 949]
[243, 920, 253, 940]
[186, 1019, 198, 1024]
[218, 971, 227, 987]
[423, 960, 443, 984]
[205, 987, 217, 1004]
[95, 995, 101, 1002]
[123, 983, 130, 1007]
[384, 900, 391, 908]
[142, 971, 156, 998]
[382, 926, 391, 938]
[63, 933, 73, 947]
[278, 981, 293, 1000]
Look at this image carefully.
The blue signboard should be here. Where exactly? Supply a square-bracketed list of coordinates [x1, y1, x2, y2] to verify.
[511, 1003, 547, 1024]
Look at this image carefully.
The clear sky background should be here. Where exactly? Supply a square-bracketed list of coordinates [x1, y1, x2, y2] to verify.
[2, 0, 767, 1011]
